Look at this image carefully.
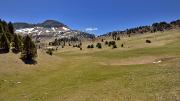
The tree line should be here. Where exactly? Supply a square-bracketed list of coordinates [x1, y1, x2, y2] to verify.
[103, 19, 180, 39]
[0, 19, 37, 63]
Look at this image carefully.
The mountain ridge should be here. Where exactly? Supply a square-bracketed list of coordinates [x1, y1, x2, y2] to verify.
[14, 20, 95, 40]
[13, 20, 69, 29]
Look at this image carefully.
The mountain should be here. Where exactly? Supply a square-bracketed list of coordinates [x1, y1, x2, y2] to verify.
[13, 20, 68, 29]
[13, 22, 33, 29]
[37, 20, 68, 28]
[13, 20, 95, 41]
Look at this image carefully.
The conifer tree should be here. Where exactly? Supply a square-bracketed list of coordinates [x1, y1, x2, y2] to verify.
[8, 22, 14, 36]
[0, 33, 10, 52]
[21, 35, 37, 60]
[0, 23, 3, 33]
[13, 34, 22, 52]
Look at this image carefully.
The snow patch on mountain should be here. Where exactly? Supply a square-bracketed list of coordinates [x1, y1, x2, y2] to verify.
[62, 27, 70, 31]
[14, 20, 95, 42]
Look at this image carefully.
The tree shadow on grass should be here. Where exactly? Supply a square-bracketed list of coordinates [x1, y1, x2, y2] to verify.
[0, 49, 9, 54]
[21, 58, 37, 65]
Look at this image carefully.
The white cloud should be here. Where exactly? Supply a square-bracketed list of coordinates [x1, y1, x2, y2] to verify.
[85, 27, 98, 31]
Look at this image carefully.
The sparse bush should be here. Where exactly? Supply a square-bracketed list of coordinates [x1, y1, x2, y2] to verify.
[90, 44, 94, 48]
[96, 43, 102, 49]
[101, 39, 104, 42]
[146, 40, 151, 43]
[73, 45, 76, 47]
[79, 42, 82, 46]
[87, 45, 91, 48]
[87, 44, 94, 49]
[117, 37, 120, 40]
[108, 41, 116, 47]
[121, 44, 124, 47]
[105, 41, 108, 45]
[112, 44, 117, 49]
[56, 47, 58, 50]
[108, 42, 111, 47]
[80, 48, 82, 50]
[111, 41, 116, 45]
[46, 49, 53, 56]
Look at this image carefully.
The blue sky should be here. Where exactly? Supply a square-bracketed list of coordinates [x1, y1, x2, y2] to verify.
[0, 0, 180, 35]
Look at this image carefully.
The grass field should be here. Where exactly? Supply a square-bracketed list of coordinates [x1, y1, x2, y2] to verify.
[0, 29, 180, 101]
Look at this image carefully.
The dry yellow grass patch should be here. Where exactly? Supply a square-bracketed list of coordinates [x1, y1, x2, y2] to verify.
[0, 50, 64, 74]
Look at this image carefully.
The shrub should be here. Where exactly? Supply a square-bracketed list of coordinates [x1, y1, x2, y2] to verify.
[96, 43, 102, 49]
[73, 45, 76, 47]
[121, 44, 124, 47]
[87, 44, 94, 49]
[79, 42, 82, 46]
[87, 45, 91, 48]
[105, 41, 108, 45]
[90, 44, 94, 48]
[108, 41, 116, 46]
[108, 42, 111, 47]
[112, 44, 117, 49]
[117, 37, 120, 40]
[146, 40, 151, 43]
[111, 41, 116, 45]
[46, 49, 53, 56]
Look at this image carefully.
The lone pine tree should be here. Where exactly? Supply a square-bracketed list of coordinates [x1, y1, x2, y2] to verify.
[21, 35, 37, 60]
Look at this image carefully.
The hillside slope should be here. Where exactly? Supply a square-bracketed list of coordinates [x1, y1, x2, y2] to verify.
[0, 29, 180, 101]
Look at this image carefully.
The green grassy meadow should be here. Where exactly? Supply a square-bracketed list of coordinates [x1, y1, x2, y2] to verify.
[0, 29, 180, 101]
